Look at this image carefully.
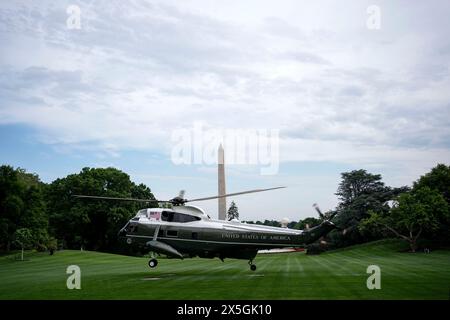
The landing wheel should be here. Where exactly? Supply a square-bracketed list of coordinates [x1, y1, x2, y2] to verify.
[148, 258, 158, 268]
[248, 260, 256, 271]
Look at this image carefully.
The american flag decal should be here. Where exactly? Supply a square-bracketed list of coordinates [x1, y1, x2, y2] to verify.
[149, 211, 161, 220]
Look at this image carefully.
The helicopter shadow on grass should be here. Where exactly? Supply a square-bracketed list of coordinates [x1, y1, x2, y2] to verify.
[134, 272, 264, 281]
[121, 267, 268, 282]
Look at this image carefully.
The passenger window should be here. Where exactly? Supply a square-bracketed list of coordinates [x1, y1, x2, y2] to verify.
[161, 211, 174, 222]
[191, 232, 198, 240]
[161, 211, 200, 223]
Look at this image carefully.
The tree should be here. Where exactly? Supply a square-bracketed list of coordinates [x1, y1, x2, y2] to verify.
[227, 201, 239, 220]
[0, 165, 22, 251]
[413, 164, 450, 204]
[360, 187, 449, 252]
[263, 220, 281, 227]
[336, 170, 386, 205]
[0, 165, 48, 251]
[294, 217, 320, 230]
[14, 228, 33, 261]
[413, 164, 450, 246]
[241, 219, 281, 226]
[46, 167, 156, 251]
[21, 185, 49, 250]
[287, 221, 297, 229]
[332, 169, 408, 247]
[46, 237, 58, 254]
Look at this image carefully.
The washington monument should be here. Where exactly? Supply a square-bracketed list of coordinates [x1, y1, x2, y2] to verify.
[218, 144, 226, 220]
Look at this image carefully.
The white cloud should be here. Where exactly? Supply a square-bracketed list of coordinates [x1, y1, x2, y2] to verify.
[1, 0, 450, 219]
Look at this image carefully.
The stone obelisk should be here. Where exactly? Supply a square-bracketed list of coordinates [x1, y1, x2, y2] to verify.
[218, 144, 227, 220]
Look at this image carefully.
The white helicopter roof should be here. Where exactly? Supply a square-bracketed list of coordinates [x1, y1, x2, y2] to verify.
[136, 205, 210, 220]
[172, 205, 209, 218]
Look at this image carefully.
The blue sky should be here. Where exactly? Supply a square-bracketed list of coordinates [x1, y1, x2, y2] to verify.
[1, 1, 450, 221]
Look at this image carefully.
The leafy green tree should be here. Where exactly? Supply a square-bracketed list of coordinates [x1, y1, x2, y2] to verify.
[263, 220, 281, 227]
[46, 167, 156, 251]
[0, 194, 23, 251]
[21, 185, 49, 250]
[0, 165, 22, 250]
[332, 169, 408, 247]
[412, 164, 450, 245]
[295, 217, 320, 230]
[14, 228, 33, 261]
[46, 237, 58, 253]
[0, 165, 48, 251]
[16, 168, 42, 189]
[360, 187, 449, 252]
[227, 201, 239, 220]
[287, 221, 298, 229]
[336, 170, 386, 204]
[414, 164, 450, 203]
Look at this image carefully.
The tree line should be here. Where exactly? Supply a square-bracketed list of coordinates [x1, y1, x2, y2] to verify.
[0, 166, 156, 253]
[243, 165, 450, 252]
[1, 164, 449, 254]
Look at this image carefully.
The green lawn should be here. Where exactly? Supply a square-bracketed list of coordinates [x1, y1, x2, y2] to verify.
[0, 240, 449, 299]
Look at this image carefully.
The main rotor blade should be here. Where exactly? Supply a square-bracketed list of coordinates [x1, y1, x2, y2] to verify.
[185, 186, 286, 203]
[73, 195, 165, 203]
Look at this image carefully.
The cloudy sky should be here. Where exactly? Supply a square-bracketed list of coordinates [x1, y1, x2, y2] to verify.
[1, 0, 449, 221]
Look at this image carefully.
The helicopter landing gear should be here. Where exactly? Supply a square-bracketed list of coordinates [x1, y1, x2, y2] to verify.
[148, 258, 158, 268]
[248, 260, 256, 271]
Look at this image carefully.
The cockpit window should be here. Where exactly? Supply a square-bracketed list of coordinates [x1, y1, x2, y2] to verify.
[161, 211, 201, 223]
[137, 209, 147, 217]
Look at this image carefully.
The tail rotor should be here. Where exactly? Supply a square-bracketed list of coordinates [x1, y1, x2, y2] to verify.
[313, 203, 338, 221]
[312, 203, 347, 235]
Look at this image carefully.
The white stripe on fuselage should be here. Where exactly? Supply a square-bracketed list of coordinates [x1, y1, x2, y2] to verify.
[136, 217, 303, 235]
[127, 234, 297, 247]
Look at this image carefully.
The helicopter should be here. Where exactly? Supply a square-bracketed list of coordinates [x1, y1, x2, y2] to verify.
[74, 187, 338, 271]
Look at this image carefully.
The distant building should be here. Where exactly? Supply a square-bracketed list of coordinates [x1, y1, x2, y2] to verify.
[280, 218, 290, 228]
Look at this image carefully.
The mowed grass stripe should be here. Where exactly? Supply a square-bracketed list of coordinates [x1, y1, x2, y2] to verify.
[1, 240, 449, 299]
[328, 245, 450, 299]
